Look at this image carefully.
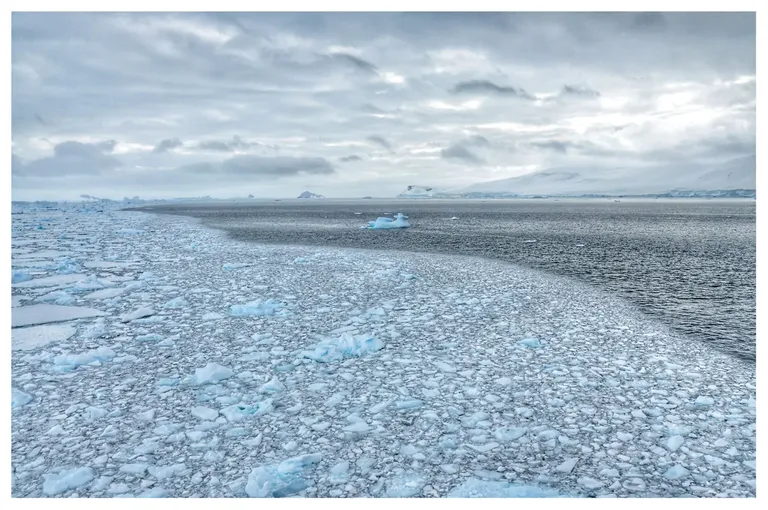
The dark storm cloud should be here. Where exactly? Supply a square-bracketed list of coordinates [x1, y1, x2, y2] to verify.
[330, 53, 378, 73]
[440, 143, 484, 164]
[450, 80, 535, 99]
[153, 137, 183, 154]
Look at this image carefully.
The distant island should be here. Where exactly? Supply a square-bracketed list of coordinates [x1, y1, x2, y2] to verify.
[297, 191, 325, 199]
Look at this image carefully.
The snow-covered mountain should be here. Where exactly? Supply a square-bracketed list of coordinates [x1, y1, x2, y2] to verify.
[297, 191, 325, 199]
[453, 155, 756, 198]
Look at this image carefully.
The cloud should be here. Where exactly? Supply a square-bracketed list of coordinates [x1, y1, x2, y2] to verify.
[218, 155, 335, 176]
[153, 137, 183, 153]
[13, 140, 122, 177]
[560, 85, 601, 98]
[339, 155, 362, 162]
[440, 143, 484, 164]
[10, 12, 755, 199]
[195, 135, 255, 152]
[366, 135, 394, 153]
[450, 80, 534, 99]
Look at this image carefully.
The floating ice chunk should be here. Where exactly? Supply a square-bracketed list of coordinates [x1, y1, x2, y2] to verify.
[385, 471, 427, 497]
[523, 239, 537, 243]
[578, 477, 604, 489]
[12, 270, 33, 284]
[363, 213, 411, 230]
[494, 427, 527, 442]
[259, 376, 286, 394]
[202, 312, 225, 321]
[83, 406, 108, 422]
[434, 361, 456, 373]
[220, 400, 274, 422]
[343, 421, 371, 434]
[120, 306, 155, 323]
[34, 290, 76, 306]
[329, 462, 350, 485]
[448, 480, 568, 498]
[293, 258, 310, 264]
[163, 297, 188, 309]
[138, 487, 169, 498]
[301, 333, 384, 363]
[12, 273, 84, 289]
[663, 465, 690, 480]
[53, 346, 115, 370]
[12, 324, 76, 351]
[223, 263, 251, 271]
[666, 435, 685, 452]
[190, 363, 233, 385]
[192, 406, 219, 421]
[12, 387, 33, 408]
[695, 396, 715, 407]
[230, 299, 288, 317]
[12, 304, 107, 328]
[120, 464, 149, 475]
[136, 334, 164, 343]
[556, 458, 579, 473]
[81, 319, 107, 339]
[42, 467, 95, 496]
[245, 454, 322, 498]
[395, 398, 423, 411]
[519, 338, 542, 348]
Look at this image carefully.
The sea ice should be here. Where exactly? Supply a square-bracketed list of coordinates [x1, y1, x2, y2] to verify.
[328, 462, 350, 485]
[667, 435, 685, 452]
[301, 333, 384, 363]
[191, 406, 219, 421]
[42, 467, 95, 496]
[163, 297, 188, 309]
[138, 487, 169, 498]
[12, 324, 76, 351]
[556, 458, 579, 473]
[189, 363, 234, 385]
[12, 270, 33, 284]
[11, 273, 85, 289]
[12, 387, 33, 408]
[120, 306, 156, 323]
[34, 290, 75, 305]
[53, 346, 116, 370]
[695, 396, 715, 407]
[385, 471, 427, 497]
[663, 465, 690, 480]
[245, 454, 322, 498]
[519, 338, 542, 348]
[12, 304, 107, 328]
[230, 299, 288, 317]
[362, 213, 411, 230]
[494, 427, 527, 442]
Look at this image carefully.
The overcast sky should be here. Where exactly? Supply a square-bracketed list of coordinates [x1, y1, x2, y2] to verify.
[12, 12, 755, 200]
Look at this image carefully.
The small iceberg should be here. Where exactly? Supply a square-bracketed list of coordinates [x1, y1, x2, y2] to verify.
[362, 213, 411, 229]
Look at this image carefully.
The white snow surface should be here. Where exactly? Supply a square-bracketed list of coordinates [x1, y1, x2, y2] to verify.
[10, 203, 756, 499]
[12, 304, 107, 328]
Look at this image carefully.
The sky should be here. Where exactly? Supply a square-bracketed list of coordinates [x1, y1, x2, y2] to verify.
[11, 11, 756, 200]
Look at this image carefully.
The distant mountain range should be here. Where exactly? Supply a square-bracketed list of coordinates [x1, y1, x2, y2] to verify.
[397, 155, 756, 199]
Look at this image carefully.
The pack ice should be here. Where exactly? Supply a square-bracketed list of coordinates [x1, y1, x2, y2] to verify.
[362, 213, 411, 229]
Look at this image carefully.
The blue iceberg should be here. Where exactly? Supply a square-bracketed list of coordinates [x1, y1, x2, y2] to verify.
[362, 213, 411, 229]
[302, 333, 384, 363]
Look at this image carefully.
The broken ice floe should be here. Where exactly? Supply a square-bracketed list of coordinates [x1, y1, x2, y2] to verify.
[42, 467, 95, 496]
[448, 479, 566, 498]
[362, 213, 411, 229]
[12, 304, 107, 328]
[245, 453, 322, 498]
[229, 299, 289, 317]
[51, 347, 116, 371]
[12, 387, 33, 408]
[301, 333, 384, 363]
[12, 324, 76, 351]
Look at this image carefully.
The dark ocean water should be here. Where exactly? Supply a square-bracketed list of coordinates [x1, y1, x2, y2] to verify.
[138, 198, 756, 361]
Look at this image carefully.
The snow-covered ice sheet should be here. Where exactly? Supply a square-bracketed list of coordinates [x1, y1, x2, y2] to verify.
[12, 304, 107, 327]
[12, 324, 77, 351]
[10, 203, 756, 499]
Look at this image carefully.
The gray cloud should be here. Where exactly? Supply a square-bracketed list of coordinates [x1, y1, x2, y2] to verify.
[14, 140, 122, 177]
[340, 155, 362, 162]
[153, 137, 183, 154]
[450, 80, 534, 99]
[366, 135, 394, 153]
[10, 12, 755, 199]
[441, 143, 484, 164]
[560, 85, 601, 98]
[218, 155, 335, 177]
